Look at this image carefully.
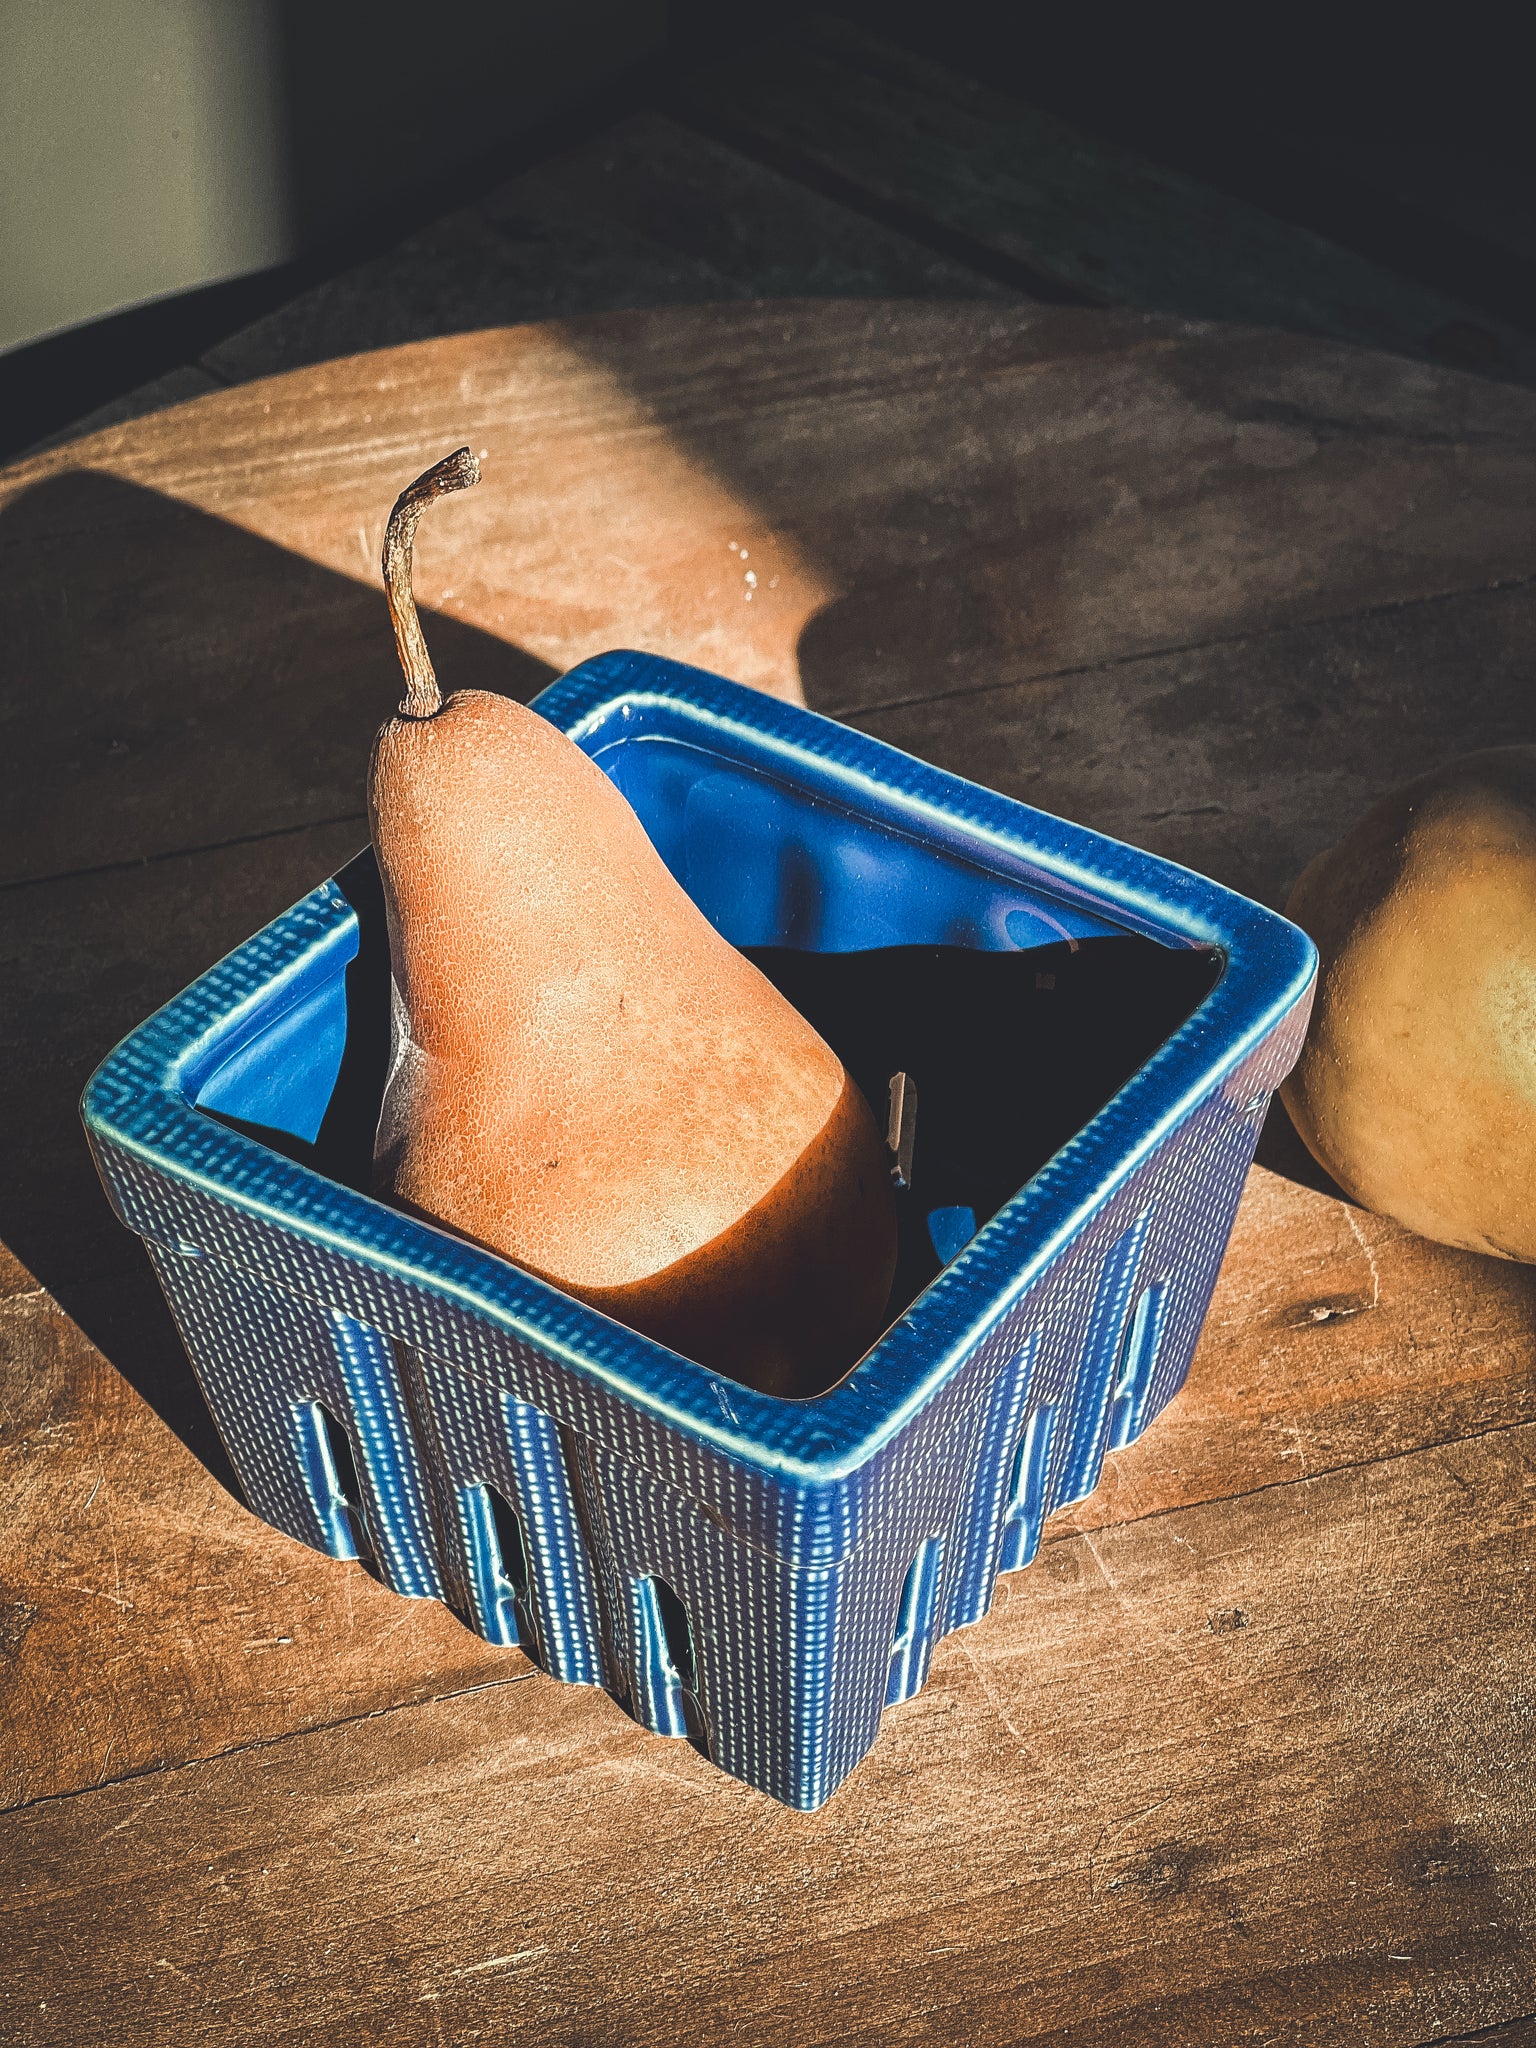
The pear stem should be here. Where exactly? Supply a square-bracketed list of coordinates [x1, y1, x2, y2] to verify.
[382, 446, 481, 718]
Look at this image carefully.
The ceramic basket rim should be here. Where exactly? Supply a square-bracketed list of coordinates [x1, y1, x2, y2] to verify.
[82, 650, 1316, 1484]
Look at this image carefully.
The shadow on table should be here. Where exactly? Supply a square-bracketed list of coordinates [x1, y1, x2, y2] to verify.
[550, 301, 1536, 913]
[0, 468, 555, 1495]
[1253, 1093, 1352, 1202]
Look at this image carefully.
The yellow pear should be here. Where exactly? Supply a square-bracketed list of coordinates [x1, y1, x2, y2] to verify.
[369, 450, 897, 1393]
[1282, 746, 1536, 1259]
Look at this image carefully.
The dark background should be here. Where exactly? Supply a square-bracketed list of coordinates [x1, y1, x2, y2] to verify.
[5, 3, 1533, 461]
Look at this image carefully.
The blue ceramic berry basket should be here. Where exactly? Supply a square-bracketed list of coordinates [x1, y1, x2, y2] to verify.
[83, 652, 1314, 1809]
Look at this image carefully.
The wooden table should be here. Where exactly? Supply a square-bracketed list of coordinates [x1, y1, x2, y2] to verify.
[3, 301, 1536, 2045]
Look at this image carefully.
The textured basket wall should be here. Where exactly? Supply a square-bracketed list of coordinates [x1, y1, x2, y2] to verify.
[84, 653, 1315, 1809]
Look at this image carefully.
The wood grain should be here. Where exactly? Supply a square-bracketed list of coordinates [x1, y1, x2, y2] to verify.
[0, 1259, 521, 1817]
[0, 828, 379, 1529]
[853, 578, 1536, 912]
[0, 470, 550, 889]
[203, 111, 1005, 389]
[4, 1411, 1533, 2045]
[676, 17, 1536, 381]
[6, 305, 1535, 888]
[20, 368, 223, 462]
[0, 826, 369, 1308]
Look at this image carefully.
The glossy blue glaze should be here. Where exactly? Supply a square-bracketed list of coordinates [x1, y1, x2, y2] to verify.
[83, 651, 1315, 1808]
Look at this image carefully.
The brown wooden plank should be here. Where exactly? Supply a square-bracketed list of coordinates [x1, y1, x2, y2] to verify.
[20, 367, 223, 461]
[202, 111, 1006, 389]
[0, 823, 379, 1504]
[0, 824, 368, 1281]
[567, 308, 1536, 717]
[1, 304, 862, 885]
[675, 16, 1536, 382]
[7, 305, 1536, 887]
[0, 1261, 521, 1818]
[477, 108, 1009, 302]
[851, 579, 1536, 914]
[4, 1420, 1533, 2045]
[199, 199, 712, 394]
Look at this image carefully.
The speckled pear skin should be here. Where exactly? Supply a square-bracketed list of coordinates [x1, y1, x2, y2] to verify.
[1282, 746, 1536, 1261]
[369, 687, 897, 1395]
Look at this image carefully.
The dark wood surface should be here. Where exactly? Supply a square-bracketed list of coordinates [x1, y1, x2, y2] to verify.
[673, 17, 1536, 381]
[4, 45, 1536, 2047]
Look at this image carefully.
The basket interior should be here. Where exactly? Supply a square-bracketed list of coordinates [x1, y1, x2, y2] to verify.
[192, 728, 1220, 1328]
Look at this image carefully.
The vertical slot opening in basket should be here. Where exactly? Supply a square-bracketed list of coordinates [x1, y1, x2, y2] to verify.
[1109, 1282, 1170, 1451]
[1058, 1213, 1153, 1505]
[297, 1400, 373, 1563]
[632, 1574, 708, 1753]
[999, 1403, 1058, 1574]
[886, 1535, 943, 1706]
[465, 1483, 540, 1659]
[890, 1553, 923, 1656]
[486, 1486, 531, 1600]
[651, 1575, 698, 1696]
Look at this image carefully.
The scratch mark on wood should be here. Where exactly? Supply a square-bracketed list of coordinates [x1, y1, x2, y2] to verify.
[953, 1636, 1029, 1752]
[449, 1947, 551, 1978]
[62, 1582, 135, 1612]
[1077, 1529, 1121, 1594]
[1343, 1205, 1384, 1311]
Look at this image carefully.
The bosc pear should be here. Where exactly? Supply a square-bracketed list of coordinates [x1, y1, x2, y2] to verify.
[368, 449, 898, 1395]
[1282, 745, 1536, 1260]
